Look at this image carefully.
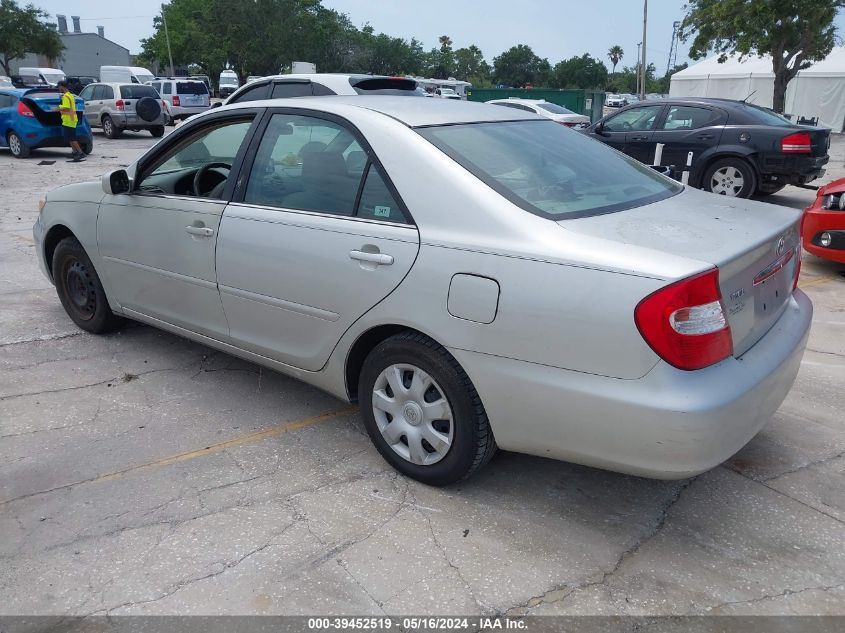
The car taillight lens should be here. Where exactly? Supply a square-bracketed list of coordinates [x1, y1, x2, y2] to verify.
[115, 99, 125, 110]
[793, 245, 802, 290]
[781, 132, 812, 153]
[635, 268, 733, 371]
[172, 96, 180, 106]
[17, 101, 34, 117]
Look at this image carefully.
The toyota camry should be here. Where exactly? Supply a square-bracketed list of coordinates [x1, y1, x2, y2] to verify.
[33, 97, 812, 485]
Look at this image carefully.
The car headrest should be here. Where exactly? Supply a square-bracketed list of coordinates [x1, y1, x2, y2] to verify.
[301, 151, 347, 188]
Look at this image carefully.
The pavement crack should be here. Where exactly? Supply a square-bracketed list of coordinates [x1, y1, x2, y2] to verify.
[504, 478, 694, 616]
[762, 450, 845, 483]
[0, 330, 86, 347]
[703, 583, 845, 612]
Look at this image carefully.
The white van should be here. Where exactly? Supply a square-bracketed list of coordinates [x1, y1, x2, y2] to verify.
[148, 78, 210, 120]
[99, 66, 155, 85]
[218, 70, 239, 98]
[18, 67, 66, 86]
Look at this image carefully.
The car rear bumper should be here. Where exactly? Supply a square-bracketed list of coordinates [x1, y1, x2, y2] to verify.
[116, 113, 165, 128]
[451, 289, 812, 479]
[170, 105, 210, 118]
[759, 153, 829, 185]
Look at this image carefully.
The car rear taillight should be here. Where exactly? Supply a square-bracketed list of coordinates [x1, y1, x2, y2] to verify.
[781, 132, 812, 153]
[115, 99, 125, 110]
[172, 96, 180, 106]
[17, 101, 35, 117]
[793, 245, 802, 290]
[635, 268, 733, 371]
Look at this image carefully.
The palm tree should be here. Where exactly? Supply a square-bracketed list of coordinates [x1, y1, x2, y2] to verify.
[608, 45, 624, 75]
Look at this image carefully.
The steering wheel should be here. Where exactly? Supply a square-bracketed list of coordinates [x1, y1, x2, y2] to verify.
[193, 162, 232, 197]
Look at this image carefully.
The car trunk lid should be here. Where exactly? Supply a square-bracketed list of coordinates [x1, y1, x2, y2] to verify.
[557, 186, 802, 357]
[21, 92, 83, 126]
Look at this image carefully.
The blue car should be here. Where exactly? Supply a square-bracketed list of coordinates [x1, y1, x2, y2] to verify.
[0, 88, 93, 158]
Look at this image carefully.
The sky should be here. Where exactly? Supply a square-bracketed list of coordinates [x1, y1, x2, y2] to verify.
[29, 0, 845, 74]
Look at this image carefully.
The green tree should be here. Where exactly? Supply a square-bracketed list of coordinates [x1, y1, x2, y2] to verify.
[552, 53, 608, 89]
[0, 0, 63, 76]
[424, 34, 455, 77]
[454, 45, 491, 85]
[680, 0, 845, 112]
[492, 44, 549, 87]
[607, 45, 624, 75]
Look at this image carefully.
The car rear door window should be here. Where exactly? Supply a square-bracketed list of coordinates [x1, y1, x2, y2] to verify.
[163, 83, 172, 95]
[244, 113, 365, 217]
[311, 82, 336, 96]
[604, 105, 663, 132]
[662, 106, 721, 130]
[356, 164, 406, 223]
[270, 82, 312, 98]
[101, 85, 114, 100]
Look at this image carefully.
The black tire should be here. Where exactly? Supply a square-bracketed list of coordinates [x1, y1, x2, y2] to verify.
[102, 115, 121, 139]
[135, 96, 161, 122]
[80, 138, 94, 155]
[702, 157, 757, 199]
[52, 237, 125, 334]
[7, 130, 30, 158]
[150, 125, 165, 138]
[358, 332, 496, 486]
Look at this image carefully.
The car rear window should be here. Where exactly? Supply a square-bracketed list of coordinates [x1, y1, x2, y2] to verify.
[536, 102, 577, 115]
[349, 77, 422, 95]
[120, 85, 158, 99]
[24, 91, 61, 100]
[418, 120, 682, 219]
[732, 102, 794, 127]
[177, 81, 208, 95]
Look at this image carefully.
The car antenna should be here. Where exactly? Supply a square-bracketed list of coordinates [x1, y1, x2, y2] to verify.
[740, 90, 756, 103]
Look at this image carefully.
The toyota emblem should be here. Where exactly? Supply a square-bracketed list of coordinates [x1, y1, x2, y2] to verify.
[776, 236, 786, 256]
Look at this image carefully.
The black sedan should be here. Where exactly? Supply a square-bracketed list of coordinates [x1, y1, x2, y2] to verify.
[585, 97, 830, 198]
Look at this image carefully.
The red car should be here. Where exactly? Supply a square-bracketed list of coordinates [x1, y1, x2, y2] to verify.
[803, 178, 845, 264]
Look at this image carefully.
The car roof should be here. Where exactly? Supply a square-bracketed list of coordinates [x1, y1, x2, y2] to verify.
[489, 98, 545, 104]
[219, 95, 538, 127]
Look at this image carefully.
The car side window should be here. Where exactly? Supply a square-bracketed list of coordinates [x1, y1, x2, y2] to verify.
[163, 83, 172, 95]
[270, 82, 312, 98]
[137, 118, 254, 197]
[356, 164, 406, 223]
[662, 105, 721, 130]
[91, 85, 104, 100]
[244, 113, 368, 217]
[311, 82, 335, 96]
[230, 82, 269, 103]
[101, 86, 114, 100]
[604, 105, 663, 132]
[79, 85, 95, 100]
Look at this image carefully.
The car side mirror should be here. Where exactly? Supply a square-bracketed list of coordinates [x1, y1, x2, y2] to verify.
[102, 169, 130, 195]
[211, 101, 222, 108]
[594, 122, 608, 135]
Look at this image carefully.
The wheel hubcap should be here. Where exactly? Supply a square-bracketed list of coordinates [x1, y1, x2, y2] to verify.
[711, 166, 744, 196]
[64, 258, 96, 320]
[9, 135, 21, 154]
[372, 364, 454, 466]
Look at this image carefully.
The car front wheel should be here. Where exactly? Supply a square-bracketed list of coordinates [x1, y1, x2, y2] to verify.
[358, 332, 496, 485]
[7, 131, 30, 158]
[52, 237, 125, 333]
[702, 157, 756, 198]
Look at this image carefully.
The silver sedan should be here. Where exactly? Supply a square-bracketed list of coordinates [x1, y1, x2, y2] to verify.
[33, 97, 812, 485]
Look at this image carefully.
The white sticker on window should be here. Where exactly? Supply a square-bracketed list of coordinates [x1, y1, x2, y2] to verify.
[374, 205, 391, 218]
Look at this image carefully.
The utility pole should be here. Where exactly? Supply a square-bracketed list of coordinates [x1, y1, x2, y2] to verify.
[162, 3, 175, 77]
[636, 42, 642, 96]
[641, 0, 648, 100]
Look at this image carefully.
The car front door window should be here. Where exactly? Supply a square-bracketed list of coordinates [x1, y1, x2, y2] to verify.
[604, 105, 662, 132]
[138, 118, 254, 198]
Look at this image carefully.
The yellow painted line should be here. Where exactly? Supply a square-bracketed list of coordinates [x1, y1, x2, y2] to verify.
[1, 405, 357, 506]
[798, 274, 840, 289]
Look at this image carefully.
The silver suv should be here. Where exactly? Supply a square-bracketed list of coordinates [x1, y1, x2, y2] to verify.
[79, 82, 166, 138]
[148, 78, 210, 121]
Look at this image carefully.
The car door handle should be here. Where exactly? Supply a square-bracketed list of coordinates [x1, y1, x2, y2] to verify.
[349, 250, 393, 265]
[696, 134, 715, 140]
[630, 135, 649, 141]
[185, 225, 214, 237]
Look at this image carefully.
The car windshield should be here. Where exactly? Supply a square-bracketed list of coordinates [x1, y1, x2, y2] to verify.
[120, 85, 158, 99]
[733, 102, 794, 126]
[536, 102, 576, 115]
[41, 73, 64, 84]
[220, 76, 238, 86]
[177, 81, 208, 95]
[418, 120, 682, 219]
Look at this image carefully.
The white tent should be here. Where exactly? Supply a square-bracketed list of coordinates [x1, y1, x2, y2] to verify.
[670, 49, 845, 131]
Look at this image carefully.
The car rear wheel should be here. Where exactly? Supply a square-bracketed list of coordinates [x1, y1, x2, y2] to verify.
[102, 115, 121, 139]
[52, 237, 125, 334]
[358, 332, 496, 485]
[7, 131, 30, 158]
[702, 157, 756, 198]
[150, 125, 165, 138]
